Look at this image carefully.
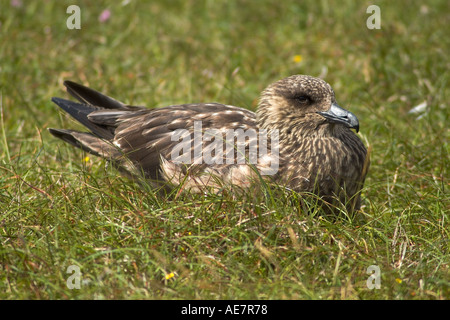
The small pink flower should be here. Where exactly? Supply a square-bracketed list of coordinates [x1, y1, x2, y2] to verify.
[99, 9, 111, 23]
[11, 0, 23, 8]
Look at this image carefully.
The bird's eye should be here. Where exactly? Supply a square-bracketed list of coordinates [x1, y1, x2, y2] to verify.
[296, 96, 310, 103]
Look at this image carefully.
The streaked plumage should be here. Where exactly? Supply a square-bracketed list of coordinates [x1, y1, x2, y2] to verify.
[49, 75, 369, 213]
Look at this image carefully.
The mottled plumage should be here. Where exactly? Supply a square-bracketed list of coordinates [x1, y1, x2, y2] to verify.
[49, 75, 369, 213]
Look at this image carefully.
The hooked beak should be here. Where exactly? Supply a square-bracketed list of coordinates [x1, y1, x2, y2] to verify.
[317, 102, 360, 132]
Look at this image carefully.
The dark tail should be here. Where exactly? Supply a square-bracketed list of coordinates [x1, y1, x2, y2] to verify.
[64, 80, 142, 111]
[51, 97, 114, 140]
[49, 81, 146, 159]
[64, 80, 127, 109]
[48, 128, 119, 159]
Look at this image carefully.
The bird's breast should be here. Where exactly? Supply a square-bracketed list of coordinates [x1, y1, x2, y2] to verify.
[280, 133, 365, 192]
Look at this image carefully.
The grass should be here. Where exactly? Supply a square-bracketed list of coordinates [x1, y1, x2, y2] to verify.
[0, 0, 448, 299]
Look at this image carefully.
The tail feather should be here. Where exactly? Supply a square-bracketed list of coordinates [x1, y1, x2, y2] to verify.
[64, 80, 126, 109]
[64, 80, 143, 111]
[51, 97, 114, 140]
[48, 128, 119, 159]
[48, 128, 88, 151]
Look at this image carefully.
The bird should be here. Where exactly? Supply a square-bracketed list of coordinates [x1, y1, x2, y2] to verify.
[48, 75, 369, 213]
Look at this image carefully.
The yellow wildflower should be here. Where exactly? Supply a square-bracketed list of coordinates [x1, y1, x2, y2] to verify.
[293, 55, 303, 63]
[165, 272, 175, 280]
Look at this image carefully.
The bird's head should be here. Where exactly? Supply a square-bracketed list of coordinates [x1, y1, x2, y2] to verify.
[256, 75, 359, 134]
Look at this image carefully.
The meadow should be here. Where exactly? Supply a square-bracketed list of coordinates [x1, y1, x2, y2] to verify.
[0, 0, 448, 299]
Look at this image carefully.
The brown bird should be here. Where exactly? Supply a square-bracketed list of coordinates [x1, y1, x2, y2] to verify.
[49, 75, 369, 213]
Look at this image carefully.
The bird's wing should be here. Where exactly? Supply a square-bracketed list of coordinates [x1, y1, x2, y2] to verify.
[108, 103, 258, 181]
[49, 81, 276, 188]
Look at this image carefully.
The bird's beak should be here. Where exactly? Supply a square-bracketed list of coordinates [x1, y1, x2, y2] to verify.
[317, 102, 360, 132]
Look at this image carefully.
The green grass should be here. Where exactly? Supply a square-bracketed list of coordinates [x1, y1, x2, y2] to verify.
[0, 0, 448, 299]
